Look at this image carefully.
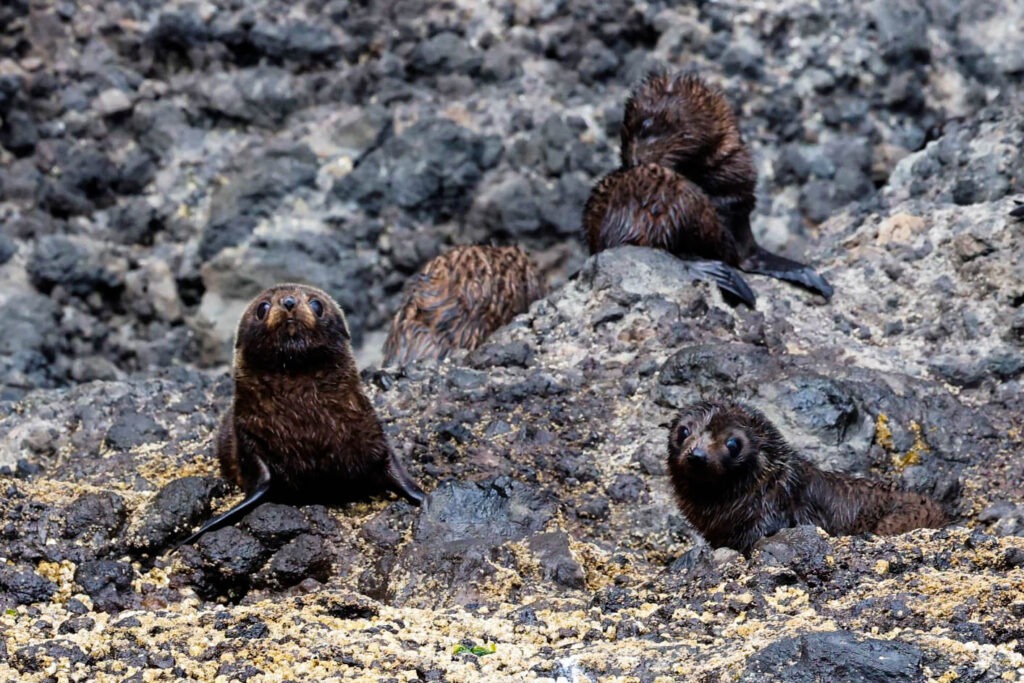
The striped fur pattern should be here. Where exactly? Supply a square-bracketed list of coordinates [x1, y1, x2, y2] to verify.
[383, 245, 544, 366]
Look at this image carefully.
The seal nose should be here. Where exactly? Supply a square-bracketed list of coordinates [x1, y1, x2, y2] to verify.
[688, 447, 708, 463]
[282, 296, 296, 311]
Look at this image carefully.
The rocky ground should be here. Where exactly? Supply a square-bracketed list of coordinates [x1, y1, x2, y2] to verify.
[2, 0, 1023, 680]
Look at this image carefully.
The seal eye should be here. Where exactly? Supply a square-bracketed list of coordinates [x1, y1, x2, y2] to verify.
[255, 302, 271, 320]
[309, 298, 324, 318]
[725, 437, 741, 458]
[678, 425, 690, 440]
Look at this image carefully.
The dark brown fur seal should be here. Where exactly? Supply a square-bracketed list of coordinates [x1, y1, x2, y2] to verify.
[383, 245, 544, 367]
[584, 163, 757, 306]
[667, 400, 947, 554]
[584, 73, 833, 304]
[183, 283, 424, 545]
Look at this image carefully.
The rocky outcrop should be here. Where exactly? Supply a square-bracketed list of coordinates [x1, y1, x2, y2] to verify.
[1, 0, 1023, 679]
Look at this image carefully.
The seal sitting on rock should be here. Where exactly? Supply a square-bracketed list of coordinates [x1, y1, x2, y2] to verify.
[584, 73, 833, 306]
[182, 283, 424, 545]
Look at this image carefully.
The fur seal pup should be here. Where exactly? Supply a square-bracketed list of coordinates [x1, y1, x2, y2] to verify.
[667, 400, 947, 554]
[383, 245, 544, 367]
[584, 72, 833, 303]
[182, 283, 424, 545]
[584, 163, 757, 306]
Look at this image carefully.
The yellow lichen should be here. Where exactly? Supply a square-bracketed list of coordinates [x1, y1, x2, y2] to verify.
[892, 421, 933, 471]
[875, 413, 895, 451]
[876, 414, 930, 471]
[36, 560, 76, 603]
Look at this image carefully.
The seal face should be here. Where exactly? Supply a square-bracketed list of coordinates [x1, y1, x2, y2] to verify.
[382, 245, 545, 367]
[584, 72, 833, 303]
[667, 400, 947, 554]
[233, 284, 351, 372]
[223, 283, 423, 503]
[182, 283, 424, 545]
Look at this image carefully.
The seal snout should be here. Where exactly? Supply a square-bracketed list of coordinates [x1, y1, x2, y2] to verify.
[688, 447, 708, 463]
[282, 296, 297, 311]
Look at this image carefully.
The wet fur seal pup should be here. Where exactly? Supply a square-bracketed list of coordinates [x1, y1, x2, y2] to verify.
[584, 73, 833, 305]
[667, 400, 947, 554]
[383, 245, 544, 367]
[182, 283, 424, 545]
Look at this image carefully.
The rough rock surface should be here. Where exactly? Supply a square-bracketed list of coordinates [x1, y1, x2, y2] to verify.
[2, 0, 1024, 680]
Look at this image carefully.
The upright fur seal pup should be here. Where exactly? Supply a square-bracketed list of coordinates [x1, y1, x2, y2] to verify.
[584, 73, 833, 304]
[182, 283, 424, 545]
[383, 245, 544, 366]
[667, 400, 947, 554]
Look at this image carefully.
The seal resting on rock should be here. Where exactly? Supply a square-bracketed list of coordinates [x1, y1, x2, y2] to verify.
[584, 73, 833, 305]
[182, 283, 424, 545]
[667, 400, 947, 554]
[383, 245, 544, 366]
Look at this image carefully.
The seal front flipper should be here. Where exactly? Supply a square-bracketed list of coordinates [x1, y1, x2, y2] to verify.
[180, 456, 271, 546]
[384, 452, 425, 506]
[690, 260, 756, 308]
[740, 247, 834, 300]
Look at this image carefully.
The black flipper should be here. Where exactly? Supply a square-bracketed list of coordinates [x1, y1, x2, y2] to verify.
[385, 454, 425, 506]
[741, 247, 834, 300]
[690, 260, 757, 308]
[179, 456, 271, 546]
[1011, 200, 1024, 219]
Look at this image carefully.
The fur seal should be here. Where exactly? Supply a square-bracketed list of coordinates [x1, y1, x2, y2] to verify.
[383, 245, 544, 366]
[584, 73, 833, 304]
[667, 400, 947, 554]
[182, 283, 424, 545]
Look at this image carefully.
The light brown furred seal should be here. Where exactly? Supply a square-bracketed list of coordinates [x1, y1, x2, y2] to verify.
[383, 245, 544, 367]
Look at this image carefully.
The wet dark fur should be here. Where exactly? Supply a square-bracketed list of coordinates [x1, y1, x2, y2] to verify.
[667, 401, 947, 554]
[584, 164, 730, 258]
[185, 283, 424, 543]
[621, 72, 756, 239]
[585, 72, 833, 301]
[383, 245, 545, 366]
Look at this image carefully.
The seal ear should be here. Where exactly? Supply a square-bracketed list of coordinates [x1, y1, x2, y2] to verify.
[338, 309, 351, 340]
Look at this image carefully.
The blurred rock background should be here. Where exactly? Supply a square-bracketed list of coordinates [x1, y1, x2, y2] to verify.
[2, 0, 1020, 392]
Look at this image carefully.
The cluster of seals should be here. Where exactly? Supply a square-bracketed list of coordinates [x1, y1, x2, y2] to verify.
[584, 73, 834, 306]
[182, 283, 424, 545]
[383, 245, 545, 367]
[667, 400, 947, 554]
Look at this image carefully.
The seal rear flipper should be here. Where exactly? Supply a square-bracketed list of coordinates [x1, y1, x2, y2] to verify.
[384, 454, 425, 506]
[741, 247, 834, 300]
[179, 457, 271, 547]
[690, 260, 756, 308]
